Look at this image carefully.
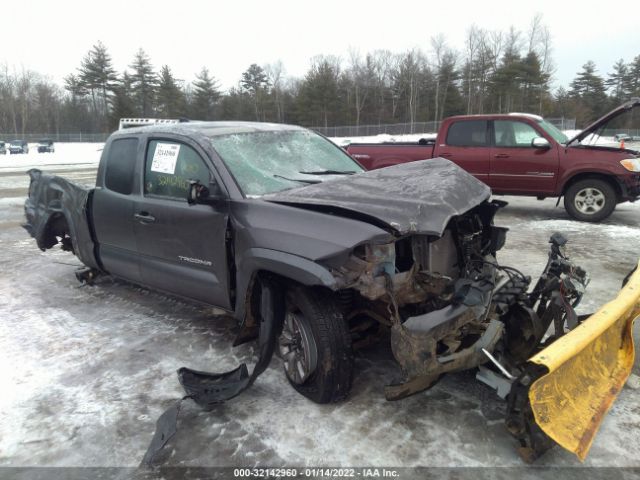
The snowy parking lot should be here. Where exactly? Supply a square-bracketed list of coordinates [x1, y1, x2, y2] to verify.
[0, 143, 639, 469]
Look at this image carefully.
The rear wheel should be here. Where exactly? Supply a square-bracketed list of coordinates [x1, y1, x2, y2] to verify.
[564, 178, 616, 222]
[278, 286, 354, 403]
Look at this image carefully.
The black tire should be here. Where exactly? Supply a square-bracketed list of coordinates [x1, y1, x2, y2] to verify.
[564, 178, 617, 222]
[280, 286, 354, 404]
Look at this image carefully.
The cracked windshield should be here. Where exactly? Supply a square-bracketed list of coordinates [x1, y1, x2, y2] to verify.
[210, 129, 363, 196]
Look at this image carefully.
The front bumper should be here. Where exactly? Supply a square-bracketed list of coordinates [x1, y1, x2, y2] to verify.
[618, 172, 640, 201]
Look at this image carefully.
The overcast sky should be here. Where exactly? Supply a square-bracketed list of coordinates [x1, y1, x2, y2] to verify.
[3, 0, 638, 92]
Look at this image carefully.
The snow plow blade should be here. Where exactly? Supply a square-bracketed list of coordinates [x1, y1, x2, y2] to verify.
[526, 262, 640, 460]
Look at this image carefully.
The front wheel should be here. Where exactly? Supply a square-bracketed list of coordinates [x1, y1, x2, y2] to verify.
[278, 286, 354, 404]
[564, 179, 617, 222]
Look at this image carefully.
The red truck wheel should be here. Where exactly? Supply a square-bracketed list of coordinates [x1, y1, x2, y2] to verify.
[564, 179, 616, 222]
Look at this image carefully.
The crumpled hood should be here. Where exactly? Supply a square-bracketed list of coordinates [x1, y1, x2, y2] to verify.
[263, 158, 491, 236]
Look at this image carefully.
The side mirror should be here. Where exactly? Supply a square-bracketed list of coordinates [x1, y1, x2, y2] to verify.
[531, 137, 551, 149]
[187, 179, 222, 205]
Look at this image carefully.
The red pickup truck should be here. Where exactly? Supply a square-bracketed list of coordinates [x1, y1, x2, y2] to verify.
[346, 99, 640, 222]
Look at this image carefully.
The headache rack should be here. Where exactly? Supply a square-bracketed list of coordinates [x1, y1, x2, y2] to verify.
[118, 118, 189, 130]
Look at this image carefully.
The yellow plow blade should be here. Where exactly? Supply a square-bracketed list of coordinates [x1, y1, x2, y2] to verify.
[527, 262, 640, 460]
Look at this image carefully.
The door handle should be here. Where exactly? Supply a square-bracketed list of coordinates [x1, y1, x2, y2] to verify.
[440, 152, 453, 157]
[494, 154, 510, 159]
[134, 212, 156, 223]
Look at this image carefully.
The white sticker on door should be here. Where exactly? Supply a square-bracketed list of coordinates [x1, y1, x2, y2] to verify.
[151, 143, 181, 174]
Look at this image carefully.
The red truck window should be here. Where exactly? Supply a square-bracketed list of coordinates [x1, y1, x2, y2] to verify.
[446, 120, 489, 147]
[494, 120, 540, 147]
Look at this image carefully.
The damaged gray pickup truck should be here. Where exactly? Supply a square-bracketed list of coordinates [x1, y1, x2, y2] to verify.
[24, 121, 640, 462]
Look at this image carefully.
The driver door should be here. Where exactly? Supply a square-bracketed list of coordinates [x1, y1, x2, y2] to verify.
[133, 137, 231, 309]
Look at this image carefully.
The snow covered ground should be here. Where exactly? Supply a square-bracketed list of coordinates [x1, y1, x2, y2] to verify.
[0, 142, 103, 174]
[0, 143, 102, 199]
[329, 133, 437, 147]
[0, 146, 639, 469]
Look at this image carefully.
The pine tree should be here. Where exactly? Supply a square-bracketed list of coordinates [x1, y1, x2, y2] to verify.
[241, 64, 270, 121]
[64, 74, 87, 104]
[438, 52, 463, 118]
[606, 59, 628, 102]
[552, 86, 571, 117]
[109, 72, 136, 129]
[569, 61, 608, 122]
[77, 42, 117, 129]
[297, 57, 342, 127]
[219, 86, 254, 120]
[519, 51, 549, 113]
[129, 49, 157, 116]
[623, 55, 640, 97]
[156, 65, 186, 118]
[488, 49, 522, 113]
[191, 68, 221, 120]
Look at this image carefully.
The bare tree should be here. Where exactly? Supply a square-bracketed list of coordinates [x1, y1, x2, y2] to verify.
[527, 13, 544, 54]
[265, 60, 286, 122]
[347, 48, 373, 126]
[465, 25, 481, 113]
[431, 34, 446, 122]
[369, 50, 395, 123]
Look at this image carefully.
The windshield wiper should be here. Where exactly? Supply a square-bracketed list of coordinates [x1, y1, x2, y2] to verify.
[298, 170, 356, 175]
[273, 174, 321, 184]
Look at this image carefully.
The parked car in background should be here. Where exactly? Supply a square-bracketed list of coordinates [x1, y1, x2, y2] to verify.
[346, 98, 640, 222]
[0, 141, 6, 155]
[9, 140, 29, 154]
[37, 139, 55, 153]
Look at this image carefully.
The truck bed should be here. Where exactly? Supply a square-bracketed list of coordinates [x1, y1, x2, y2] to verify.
[346, 142, 435, 170]
[23, 169, 99, 270]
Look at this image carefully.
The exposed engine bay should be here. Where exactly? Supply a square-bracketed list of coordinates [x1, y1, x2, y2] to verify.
[330, 200, 589, 427]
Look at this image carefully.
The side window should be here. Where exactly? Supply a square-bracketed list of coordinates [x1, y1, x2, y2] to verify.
[144, 140, 210, 200]
[105, 138, 138, 195]
[446, 120, 489, 147]
[494, 121, 540, 147]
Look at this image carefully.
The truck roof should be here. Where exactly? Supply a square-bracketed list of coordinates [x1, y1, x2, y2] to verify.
[112, 121, 306, 138]
[444, 113, 544, 122]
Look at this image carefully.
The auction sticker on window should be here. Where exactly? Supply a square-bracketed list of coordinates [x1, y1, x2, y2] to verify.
[151, 143, 181, 174]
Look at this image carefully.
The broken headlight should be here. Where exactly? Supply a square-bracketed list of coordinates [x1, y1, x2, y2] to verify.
[359, 242, 396, 276]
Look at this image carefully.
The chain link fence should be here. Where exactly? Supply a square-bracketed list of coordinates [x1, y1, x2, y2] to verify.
[1, 117, 577, 143]
[0, 133, 109, 143]
[313, 117, 576, 138]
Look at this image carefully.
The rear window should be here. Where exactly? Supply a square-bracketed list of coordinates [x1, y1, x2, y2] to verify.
[105, 138, 138, 195]
[446, 120, 489, 147]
